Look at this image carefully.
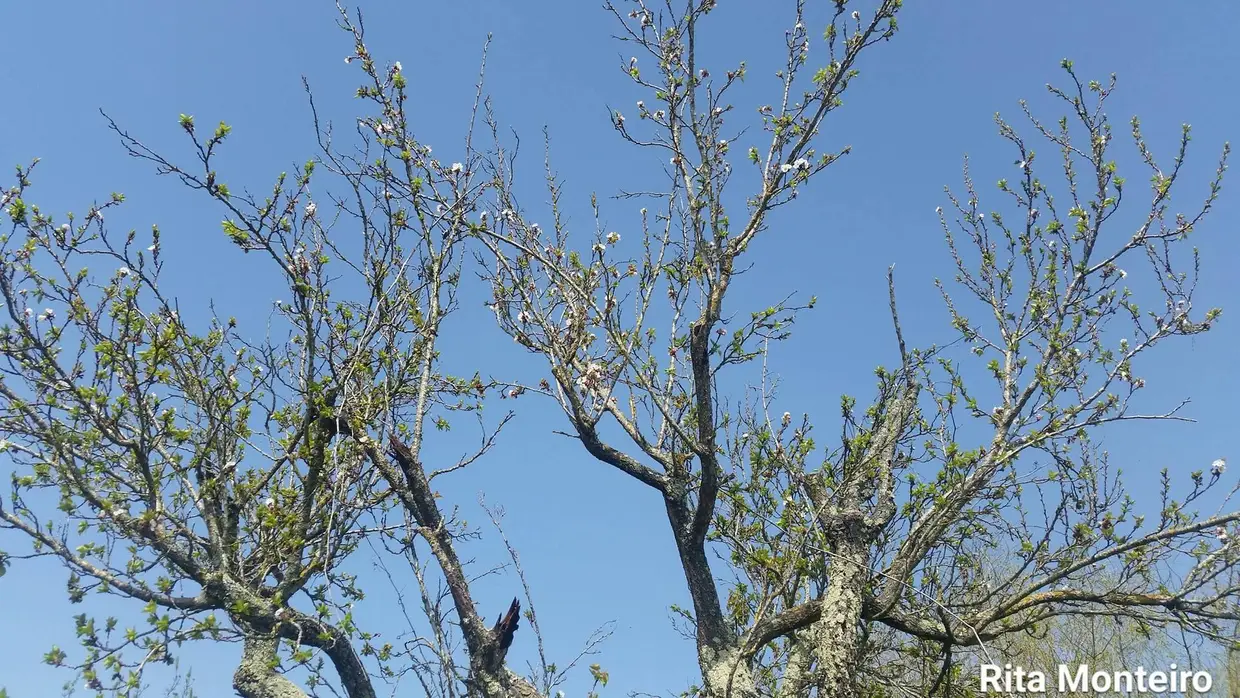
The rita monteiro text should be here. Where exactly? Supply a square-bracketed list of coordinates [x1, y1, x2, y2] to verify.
[979, 664, 1213, 694]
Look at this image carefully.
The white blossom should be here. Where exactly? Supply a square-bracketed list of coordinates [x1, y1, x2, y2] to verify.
[41, 308, 54, 320]
[274, 299, 284, 307]
[935, 206, 943, 214]
[1119, 269, 1127, 278]
[1212, 458, 1227, 476]
[117, 267, 131, 277]
[653, 110, 665, 120]
[793, 157, 810, 170]
[59, 223, 70, 234]
[606, 231, 620, 244]
[304, 201, 317, 218]
[23, 308, 32, 317]
[450, 162, 464, 173]
[593, 242, 606, 254]
[393, 61, 402, 72]
[636, 100, 645, 110]
[1217, 526, 1229, 542]
[264, 497, 276, 508]
[781, 411, 791, 426]
[579, 362, 608, 394]
[780, 163, 793, 173]
[147, 244, 157, 252]
[852, 10, 860, 20]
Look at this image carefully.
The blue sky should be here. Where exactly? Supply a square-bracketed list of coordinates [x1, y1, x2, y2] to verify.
[1, 1, 1237, 695]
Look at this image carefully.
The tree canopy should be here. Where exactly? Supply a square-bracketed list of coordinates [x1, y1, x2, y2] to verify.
[0, 2, 1235, 697]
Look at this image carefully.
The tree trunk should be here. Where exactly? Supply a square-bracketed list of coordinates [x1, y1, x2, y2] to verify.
[698, 643, 758, 698]
[780, 631, 813, 698]
[468, 667, 542, 698]
[233, 635, 308, 698]
[812, 537, 867, 698]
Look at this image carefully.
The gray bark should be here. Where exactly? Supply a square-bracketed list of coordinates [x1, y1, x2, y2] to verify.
[209, 573, 377, 698]
[233, 635, 308, 698]
[811, 537, 868, 698]
[780, 632, 813, 698]
[701, 646, 758, 698]
[468, 668, 542, 698]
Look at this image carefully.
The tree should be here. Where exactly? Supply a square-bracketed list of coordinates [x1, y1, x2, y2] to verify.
[862, 563, 1202, 697]
[0, 4, 551, 694]
[475, 2, 1235, 696]
[0, 1, 1234, 697]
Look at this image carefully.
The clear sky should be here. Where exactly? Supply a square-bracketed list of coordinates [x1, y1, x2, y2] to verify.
[1, 1, 1237, 696]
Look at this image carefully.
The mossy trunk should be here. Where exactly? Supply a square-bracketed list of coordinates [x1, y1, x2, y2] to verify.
[812, 538, 867, 698]
[233, 636, 309, 698]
